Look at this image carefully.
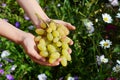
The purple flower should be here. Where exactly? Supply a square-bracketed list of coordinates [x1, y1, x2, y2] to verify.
[0, 69, 4, 75]
[0, 63, 3, 68]
[6, 74, 14, 80]
[15, 22, 20, 28]
[74, 76, 79, 80]
[24, 14, 30, 20]
[105, 24, 117, 32]
[2, 3, 6, 7]
[105, 77, 116, 80]
[4, 58, 14, 63]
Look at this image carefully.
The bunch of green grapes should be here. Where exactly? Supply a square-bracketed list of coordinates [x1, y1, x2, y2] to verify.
[34, 20, 72, 67]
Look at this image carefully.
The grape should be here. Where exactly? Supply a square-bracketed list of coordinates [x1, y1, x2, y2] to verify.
[60, 56, 67, 67]
[47, 33, 53, 41]
[48, 58, 57, 64]
[49, 21, 57, 31]
[62, 49, 71, 61]
[39, 38, 46, 45]
[62, 42, 69, 49]
[56, 27, 65, 37]
[53, 37, 59, 43]
[40, 21, 46, 29]
[37, 44, 46, 51]
[50, 52, 60, 59]
[47, 27, 52, 33]
[52, 31, 59, 37]
[55, 41, 62, 47]
[35, 28, 45, 35]
[60, 37, 71, 43]
[57, 24, 69, 35]
[34, 36, 41, 42]
[40, 51, 49, 57]
[47, 44, 56, 53]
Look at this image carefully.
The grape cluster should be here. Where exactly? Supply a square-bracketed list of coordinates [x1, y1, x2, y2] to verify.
[34, 20, 72, 67]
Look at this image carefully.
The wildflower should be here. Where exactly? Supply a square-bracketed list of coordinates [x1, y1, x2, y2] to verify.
[105, 24, 117, 32]
[0, 69, 4, 75]
[96, 55, 108, 65]
[24, 14, 30, 20]
[99, 39, 112, 49]
[1, 50, 10, 58]
[57, 3, 61, 7]
[10, 65, 17, 71]
[38, 73, 47, 80]
[2, 3, 6, 7]
[116, 60, 120, 65]
[4, 58, 14, 63]
[109, 0, 119, 6]
[116, 13, 120, 18]
[6, 74, 14, 80]
[0, 63, 3, 67]
[28, 25, 34, 30]
[113, 64, 120, 73]
[15, 22, 20, 28]
[105, 77, 116, 80]
[83, 19, 95, 34]
[67, 77, 75, 80]
[74, 76, 79, 80]
[102, 13, 112, 23]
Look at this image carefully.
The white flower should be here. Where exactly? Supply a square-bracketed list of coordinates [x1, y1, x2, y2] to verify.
[28, 25, 34, 30]
[38, 73, 47, 80]
[96, 55, 108, 65]
[57, 3, 61, 7]
[67, 77, 75, 80]
[118, 8, 120, 11]
[113, 64, 120, 73]
[10, 65, 17, 71]
[109, 0, 119, 6]
[117, 60, 120, 65]
[99, 39, 112, 49]
[83, 19, 95, 34]
[116, 13, 120, 18]
[100, 55, 108, 63]
[1, 50, 10, 58]
[102, 13, 113, 23]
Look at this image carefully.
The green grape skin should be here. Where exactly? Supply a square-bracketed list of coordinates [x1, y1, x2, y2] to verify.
[40, 51, 49, 57]
[47, 44, 56, 53]
[49, 21, 57, 31]
[35, 28, 45, 35]
[55, 41, 62, 47]
[52, 31, 59, 37]
[47, 27, 52, 33]
[50, 51, 60, 59]
[34, 36, 41, 42]
[53, 37, 59, 43]
[37, 44, 46, 51]
[62, 42, 69, 49]
[47, 33, 53, 41]
[48, 58, 56, 64]
[60, 56, 67, 67]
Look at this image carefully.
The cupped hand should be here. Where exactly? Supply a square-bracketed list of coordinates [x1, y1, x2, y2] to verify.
[20, 33, 60, 66]
[53, 19, 76, 30]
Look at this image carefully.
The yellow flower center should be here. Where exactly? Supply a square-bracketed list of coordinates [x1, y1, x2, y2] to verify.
[103, 42, 109, 47]
[103, 17, 108, 22]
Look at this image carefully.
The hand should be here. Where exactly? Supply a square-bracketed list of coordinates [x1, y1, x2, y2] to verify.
[53, 19, 76, 30]
[20, 33, 60, 66]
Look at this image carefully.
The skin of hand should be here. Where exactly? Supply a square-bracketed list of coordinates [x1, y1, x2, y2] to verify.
[20, 33, 61, 66]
